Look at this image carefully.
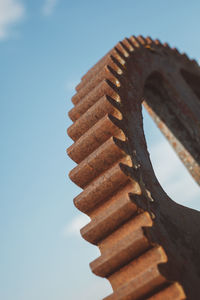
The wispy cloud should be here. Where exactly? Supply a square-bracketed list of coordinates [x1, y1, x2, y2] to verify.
[42, 0, 58, 16]
[63, 214, 90, 237]
[0, 0, 25, 40]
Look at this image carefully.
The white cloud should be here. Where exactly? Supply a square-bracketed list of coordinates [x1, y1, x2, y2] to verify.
[0, 0, 25, 40]
[42, 0, 58, 16]
[63, 214, 90, 237]
[149, 139, 200, 209]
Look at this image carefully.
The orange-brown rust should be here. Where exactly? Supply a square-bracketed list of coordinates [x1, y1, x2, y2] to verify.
[67, 95, 121, 141]
[148, 283, 185, 300]
[67, 114, 125, 163]
[69, 80, 119, 122]
[67, 35, 200, 299]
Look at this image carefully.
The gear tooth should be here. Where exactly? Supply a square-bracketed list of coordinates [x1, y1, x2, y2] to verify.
[71, 65, 121, 106]
[77, 46, 127, 92]
[120, 38, 134, 53]
[115, 41, 130, 58]
[154, 38, 161, 45]
[146, 36, 154, 44]
[69, 80, 119, 122]
[126, 37, 139, 50]
[129, 35, 141, 47]
[80, 182, 138, 244]
[125, 37, 135, 51]
[163, 42, 170, 49]
[137, 35, 147, 45]
[107, 64, 122, 83]
[68, 35, 200, 300]
[172, 47, 180, 56]
[77, 54, 125, 93]
[105, 246, 168, 299]
[112, 47, 126, 64]
[80, 49, 112, 86]
[181, 52, 190, 62]
[191, 58, 199, 67]
[90, 212, 152, 277]
[69, 137, 126, 188]
[110, 54, 125, 73]
[67, 114, 125, 163]
[73, 157, 132, 213]
[148, 282, 186, 300]
[67, 95, 121, 141]
[119, 40, 130, 54]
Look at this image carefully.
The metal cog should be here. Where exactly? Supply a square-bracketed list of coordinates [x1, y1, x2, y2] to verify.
[67, 35, 200, 299]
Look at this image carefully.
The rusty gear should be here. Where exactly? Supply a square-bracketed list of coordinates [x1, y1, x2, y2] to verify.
[67, 36, 200, 299]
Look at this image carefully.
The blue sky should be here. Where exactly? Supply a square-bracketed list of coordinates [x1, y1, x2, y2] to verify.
[1, 1, 200, 299]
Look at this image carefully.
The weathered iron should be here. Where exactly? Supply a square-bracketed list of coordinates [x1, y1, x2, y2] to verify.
[67, 36, 200, 299]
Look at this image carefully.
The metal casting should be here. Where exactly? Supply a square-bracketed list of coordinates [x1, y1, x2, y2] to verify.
[67, 36, 200, 299]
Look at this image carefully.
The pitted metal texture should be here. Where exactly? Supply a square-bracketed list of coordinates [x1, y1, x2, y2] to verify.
[67, 35, 200, 299]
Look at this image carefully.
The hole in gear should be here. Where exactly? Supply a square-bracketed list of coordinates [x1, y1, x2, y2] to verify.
[142, 104, 200, 211]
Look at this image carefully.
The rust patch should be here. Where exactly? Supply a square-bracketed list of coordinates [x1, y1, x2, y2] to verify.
[67, 36, 200, 299]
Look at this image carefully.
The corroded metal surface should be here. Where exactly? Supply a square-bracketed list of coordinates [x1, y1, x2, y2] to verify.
[67, 36, 200, 299]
